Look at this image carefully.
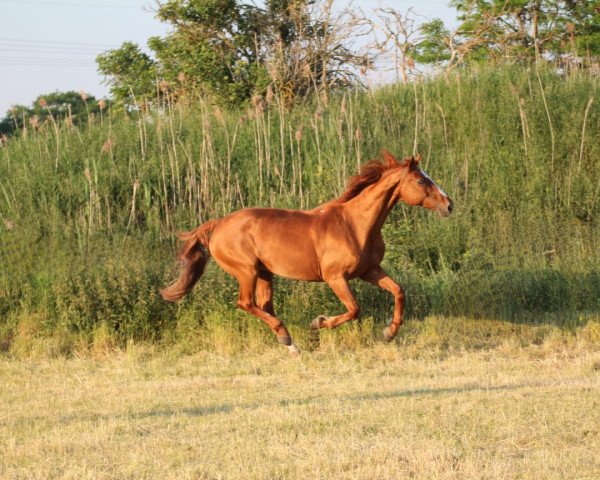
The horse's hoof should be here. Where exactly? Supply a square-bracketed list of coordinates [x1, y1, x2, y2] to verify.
[288, 344, 301, 357]
[310, 315, 327, 330]
[383, 327, 395, 342]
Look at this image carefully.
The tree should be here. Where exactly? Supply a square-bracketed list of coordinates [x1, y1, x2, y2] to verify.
[551, 0, 600, 57]
[444, 0, 600, 66]
[96, 0, 370, 107]
[0, 91, 107, 137]
[96, 42, 159, 107]
[414, 19, 452, 65]
[361, 8, 449, 82]
[149, 0, 271, 105]
[265, 0, 370, 101]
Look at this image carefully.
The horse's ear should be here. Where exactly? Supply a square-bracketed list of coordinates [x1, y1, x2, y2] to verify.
[400, 155, 414, 168]
[381, 149, 399, 167]
[407, 154, 421, 169]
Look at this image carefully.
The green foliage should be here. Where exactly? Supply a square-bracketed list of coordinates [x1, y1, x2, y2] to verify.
[0, 91, 107, 136]
[51, 250, 174, 339]
[97, 0, 368, 108]
[561, 0, 600, 56]
[419, 0, 600, 67]
[150, 0, 270, 104]
[0, 66, 599, 351]
[96, 42, 159, 107]
[414, 19, 451, 65]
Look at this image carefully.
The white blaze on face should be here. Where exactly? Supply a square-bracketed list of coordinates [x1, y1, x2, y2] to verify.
[420, 169, 448, 198]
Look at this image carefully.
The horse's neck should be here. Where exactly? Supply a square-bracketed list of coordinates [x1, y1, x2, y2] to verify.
[342, 181, 397, 242]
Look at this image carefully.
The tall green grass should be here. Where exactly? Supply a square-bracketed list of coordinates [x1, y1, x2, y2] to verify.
[1, 65, 599, 354]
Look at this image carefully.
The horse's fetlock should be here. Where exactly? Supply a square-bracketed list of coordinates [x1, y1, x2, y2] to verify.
[236, 299, 253, 311]
[277, 335, 292, 346]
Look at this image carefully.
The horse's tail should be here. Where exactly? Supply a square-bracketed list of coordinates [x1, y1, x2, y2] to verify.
[160, 220, 219, 302]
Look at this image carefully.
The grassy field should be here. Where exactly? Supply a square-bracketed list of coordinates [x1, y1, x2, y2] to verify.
[1, 65, 599, 478]
[1, 325, 599, 480]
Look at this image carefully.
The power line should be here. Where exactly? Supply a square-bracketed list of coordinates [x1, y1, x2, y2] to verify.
[0, 60, 95, 65]
[0, 37, 116, 48]
[0, 55, 94, 61]
[0, 55, 95, 65]
[0, 40, 118, 61]
[0, 62, 95, 67]
[0, 0, 143, 9]
[0, 62, 94, 66]
[0, 45, 106, 55]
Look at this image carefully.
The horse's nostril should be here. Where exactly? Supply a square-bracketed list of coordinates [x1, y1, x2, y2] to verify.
[447, 203, 453, 213]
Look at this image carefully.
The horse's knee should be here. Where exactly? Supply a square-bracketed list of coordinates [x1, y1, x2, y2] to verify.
[349, 305, 360, 319]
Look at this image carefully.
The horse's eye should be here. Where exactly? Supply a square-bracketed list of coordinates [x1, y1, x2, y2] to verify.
[417, 179, 425, 185]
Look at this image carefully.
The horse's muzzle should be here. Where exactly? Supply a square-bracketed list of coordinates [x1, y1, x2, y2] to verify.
[438, 198, 453, 217]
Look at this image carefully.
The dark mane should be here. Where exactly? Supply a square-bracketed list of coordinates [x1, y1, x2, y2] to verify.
[337, 160, 397, 203]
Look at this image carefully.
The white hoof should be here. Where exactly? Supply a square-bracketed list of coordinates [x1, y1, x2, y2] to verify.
[287, 343, 301, 357]
[383, 327, 395, 342]
[310, 315, 327, 330]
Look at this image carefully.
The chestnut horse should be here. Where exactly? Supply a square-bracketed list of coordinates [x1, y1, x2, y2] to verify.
[161, 150, 453, 355]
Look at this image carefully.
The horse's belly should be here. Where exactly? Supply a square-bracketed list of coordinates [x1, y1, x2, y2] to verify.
[267, 266, 321, 282]
[259, 248, 321, 282]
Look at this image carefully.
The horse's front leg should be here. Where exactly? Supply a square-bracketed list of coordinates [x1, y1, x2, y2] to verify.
[310, 276, 360, 330]
[360, 265, 405, 341]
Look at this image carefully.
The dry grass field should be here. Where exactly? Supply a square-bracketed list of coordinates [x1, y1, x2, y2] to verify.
[1, 317, 600, 480]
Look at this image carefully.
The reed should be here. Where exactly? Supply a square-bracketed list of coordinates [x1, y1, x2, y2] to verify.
[0, 65, 599, 352]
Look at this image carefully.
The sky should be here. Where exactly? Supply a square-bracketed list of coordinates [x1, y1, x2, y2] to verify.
[0, 0, 458, 115]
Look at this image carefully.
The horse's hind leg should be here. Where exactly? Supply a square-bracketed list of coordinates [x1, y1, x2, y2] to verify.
[255, 270, 275, 316]
[236, 269, 300, 356]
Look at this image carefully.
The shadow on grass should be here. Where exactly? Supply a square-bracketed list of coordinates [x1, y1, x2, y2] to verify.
[116, 381, 543, 422]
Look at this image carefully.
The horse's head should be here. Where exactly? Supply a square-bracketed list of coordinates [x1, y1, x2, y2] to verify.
[383, 150, 453, 217]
